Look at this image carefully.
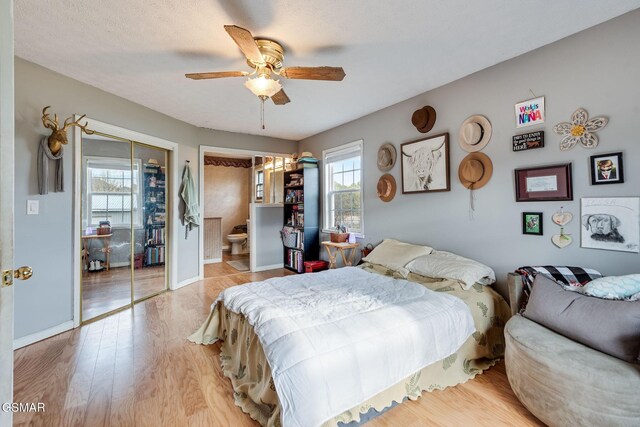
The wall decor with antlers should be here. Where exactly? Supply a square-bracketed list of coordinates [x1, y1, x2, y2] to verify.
[41, 106, 94, 155]
[38, 106, 94, 195]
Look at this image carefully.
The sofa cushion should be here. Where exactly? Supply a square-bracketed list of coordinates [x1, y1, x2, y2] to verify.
[582, 274, 640, 300]
[523, 274, 640, 363]
[505, 315, 640, 426]
[514, 265, 602, 312]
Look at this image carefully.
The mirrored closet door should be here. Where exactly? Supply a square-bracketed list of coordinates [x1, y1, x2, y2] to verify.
[81, 134, 169, 323]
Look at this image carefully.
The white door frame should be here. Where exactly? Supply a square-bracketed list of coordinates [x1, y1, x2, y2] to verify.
[0, 0, 14, 423]
[73, 118, 180, 327]
[198, 145, 289, 279]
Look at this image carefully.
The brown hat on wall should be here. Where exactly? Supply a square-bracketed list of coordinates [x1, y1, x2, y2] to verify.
[458, 152, 493, 189]
[377, 174, 397, 202]
[411, 105, 437, 133]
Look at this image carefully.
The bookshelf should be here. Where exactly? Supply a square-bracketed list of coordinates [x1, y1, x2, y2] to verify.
[143, 163, 166, 266]
[282, 163, 319, 273]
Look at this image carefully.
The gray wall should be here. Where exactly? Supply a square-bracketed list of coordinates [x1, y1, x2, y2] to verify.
[14, 58, 296, 338]
[300, 10, 640, 296]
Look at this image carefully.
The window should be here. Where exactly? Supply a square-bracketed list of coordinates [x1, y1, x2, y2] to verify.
[85, 157, 142, 227]
[322, 140, 364, 235]
[255, 170, 264, 200]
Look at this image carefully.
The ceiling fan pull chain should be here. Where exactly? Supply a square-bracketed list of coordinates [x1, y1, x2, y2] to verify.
[261, 96, 265, 130]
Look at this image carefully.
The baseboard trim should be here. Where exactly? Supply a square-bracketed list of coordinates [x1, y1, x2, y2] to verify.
[252, 263, 284, 272]
[173, 275, 202, 290]
[14, 320, 75, 350]
[204, 258, 222, 264]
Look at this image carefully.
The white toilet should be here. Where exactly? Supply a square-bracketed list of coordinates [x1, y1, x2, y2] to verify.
[227, 233, 248, 255]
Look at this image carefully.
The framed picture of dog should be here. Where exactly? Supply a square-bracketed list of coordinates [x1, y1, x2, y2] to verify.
[581, 197, 639, 253]
[400, 133, 450, 194]
[522, 212, 543, 235]
[589, 152, 624, 185]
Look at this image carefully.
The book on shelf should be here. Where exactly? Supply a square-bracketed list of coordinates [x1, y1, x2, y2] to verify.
[286, 248, 304, 273]
[285, 189, 304, 203]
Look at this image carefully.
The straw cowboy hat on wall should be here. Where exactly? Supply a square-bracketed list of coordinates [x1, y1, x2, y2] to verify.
[459, 115, 492, 152]
[377, 174, 397, 202]
[377, 143, 396, 171]
[458, 152, 493, 190]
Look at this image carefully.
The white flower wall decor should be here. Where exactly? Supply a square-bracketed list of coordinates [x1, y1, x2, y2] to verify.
[553, 108, 608, 151]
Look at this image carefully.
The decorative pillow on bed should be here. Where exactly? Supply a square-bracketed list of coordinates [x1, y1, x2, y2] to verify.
[523, 274, 640, 363]
[406, 250, 495, 290]
[581, 274, 640, 301]
[362, 239, 433, 277]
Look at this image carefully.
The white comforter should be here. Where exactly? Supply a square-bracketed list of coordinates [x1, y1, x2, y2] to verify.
[216, 267, 475, 427]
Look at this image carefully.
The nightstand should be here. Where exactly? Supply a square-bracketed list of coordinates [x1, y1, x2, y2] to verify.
[321, 241, 359, 269]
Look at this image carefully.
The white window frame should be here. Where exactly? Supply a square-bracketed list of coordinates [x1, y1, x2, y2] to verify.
[84, 156, 143, 228]
[322, 139, 364, 237]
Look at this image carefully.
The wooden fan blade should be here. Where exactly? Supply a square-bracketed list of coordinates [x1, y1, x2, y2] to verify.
[185, 71, 249, 80]
[224, 25, 265, 64]
[271, 89, 290, 105]
[280, 66, 345, 81]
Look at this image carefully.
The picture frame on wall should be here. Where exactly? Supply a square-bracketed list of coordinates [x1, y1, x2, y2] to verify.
[589, 152, 624, 185]
[514, 96, 545, 128]
[581, 197, 639, 253]
[400, 132, 450, 194]
[515, 163, 572, 202]
[522, 212, 543, 235]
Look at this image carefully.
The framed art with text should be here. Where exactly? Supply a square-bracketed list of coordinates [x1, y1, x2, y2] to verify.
[515, 163, 572, 202]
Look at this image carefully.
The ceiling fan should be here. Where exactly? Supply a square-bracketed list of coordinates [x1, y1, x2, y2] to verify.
[185, 25, 346, 128]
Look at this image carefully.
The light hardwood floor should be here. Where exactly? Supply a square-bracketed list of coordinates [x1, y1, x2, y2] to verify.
[82, 265, 166, 321]
[14, 268, 543, 427]
[204, 252, 250, 278]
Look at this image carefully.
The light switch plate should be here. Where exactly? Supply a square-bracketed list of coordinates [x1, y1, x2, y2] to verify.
[27, 200, 39, 215]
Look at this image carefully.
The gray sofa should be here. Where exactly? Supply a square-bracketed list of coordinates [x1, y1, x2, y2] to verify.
[504, 273, 640, 427]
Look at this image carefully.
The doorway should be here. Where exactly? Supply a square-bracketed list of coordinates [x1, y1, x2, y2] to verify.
[80, 133, 169, 322]
[198, 146, 292, 278]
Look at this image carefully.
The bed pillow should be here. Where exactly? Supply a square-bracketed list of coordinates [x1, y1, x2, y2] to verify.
[362, 239, 433, 277]
[581, 274, 640, 300]
[406, 250, 495, 290]
[523, 274, 640, 363]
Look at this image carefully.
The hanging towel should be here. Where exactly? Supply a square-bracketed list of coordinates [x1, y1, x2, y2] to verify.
[180, 162, 200, 238]
[37, 137, 64, 194]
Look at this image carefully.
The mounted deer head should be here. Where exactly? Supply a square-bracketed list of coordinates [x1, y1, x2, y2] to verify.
[41, 106, 94, 155]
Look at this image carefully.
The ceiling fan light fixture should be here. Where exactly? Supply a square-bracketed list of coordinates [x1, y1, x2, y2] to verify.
[244, 75, 282, 98]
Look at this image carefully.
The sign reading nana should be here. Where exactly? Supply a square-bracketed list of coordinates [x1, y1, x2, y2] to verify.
[515, 96, 545, 128]
[513, 131, 544, 152]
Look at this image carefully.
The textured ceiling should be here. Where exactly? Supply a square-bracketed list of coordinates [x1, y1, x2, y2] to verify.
[14, 1, 640, 141]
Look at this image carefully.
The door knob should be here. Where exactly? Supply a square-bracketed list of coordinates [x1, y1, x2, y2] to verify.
[14, 266, 33, 281]
[1, 266, 33, 287]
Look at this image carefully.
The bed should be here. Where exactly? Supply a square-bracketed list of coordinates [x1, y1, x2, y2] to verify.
[189, 261, 510, 426]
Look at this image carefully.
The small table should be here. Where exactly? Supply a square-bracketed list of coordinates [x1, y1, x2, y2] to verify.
[81, 234, 112, 271]
[321, 241, 359, 269]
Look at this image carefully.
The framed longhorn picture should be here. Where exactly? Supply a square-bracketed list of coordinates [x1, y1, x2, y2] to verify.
[400, 133, 450, 194]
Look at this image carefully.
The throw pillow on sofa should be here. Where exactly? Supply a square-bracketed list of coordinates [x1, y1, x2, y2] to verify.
[581, 274, 640, 300]
[523, 274, 640, 363]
